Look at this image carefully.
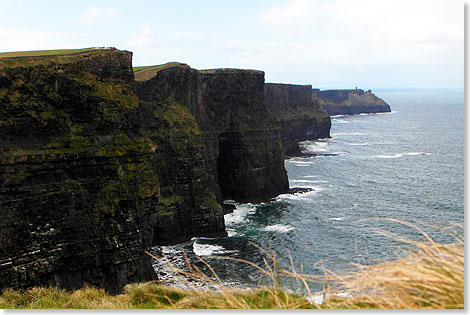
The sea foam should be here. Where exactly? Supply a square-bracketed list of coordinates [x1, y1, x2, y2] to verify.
[261, 224, 296, 233]
[192, 242, 238, 256]
[224, 204, 256, 226]
[375, 152, 430, 159]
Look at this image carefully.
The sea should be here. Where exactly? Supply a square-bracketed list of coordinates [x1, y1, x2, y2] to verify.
[150, 88, 464, 293]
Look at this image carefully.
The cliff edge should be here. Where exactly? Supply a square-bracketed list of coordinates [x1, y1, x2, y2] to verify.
[136, 64, 289, 204]
[318, 89, 391, 115]
[0, 49, 161, 294]
[265, 83, 331, 156]
[0, 52, 290, 294]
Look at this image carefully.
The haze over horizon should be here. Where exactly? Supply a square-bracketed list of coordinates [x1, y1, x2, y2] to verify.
[0, 0, 463, 89]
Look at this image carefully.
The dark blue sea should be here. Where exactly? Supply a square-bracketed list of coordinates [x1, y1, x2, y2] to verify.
[151, 88, 464, 290]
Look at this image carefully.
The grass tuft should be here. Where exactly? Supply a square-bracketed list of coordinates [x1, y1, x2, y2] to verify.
[0, 220, 463, 309]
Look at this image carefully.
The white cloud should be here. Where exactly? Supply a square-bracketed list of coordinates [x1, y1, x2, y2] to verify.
[125, 25, 156, 49]
[259, 0, 463, 66]
[0, 27, 76, 52]
[78, 6, 119, 25]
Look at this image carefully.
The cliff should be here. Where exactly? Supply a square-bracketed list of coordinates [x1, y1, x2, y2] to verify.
[0, 50, 223, 294]
[136, 64, 289, 204]
[0, 51, 289, 294]
[135, 63, 226, 245]
[265, 83, 331, 156]
[318, 89, 391, 115]
[0, 49, 160, 294]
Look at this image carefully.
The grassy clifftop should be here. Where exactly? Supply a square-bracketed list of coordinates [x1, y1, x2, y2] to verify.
[0, 47, 114, 58]
[133, 62, 189, 81]
[0, 235, 463, 309]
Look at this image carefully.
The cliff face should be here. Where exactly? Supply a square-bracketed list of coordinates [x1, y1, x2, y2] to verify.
[0, 52, 289, 294]
[318, 89, 391, 115]
[0, 51, 223, 294]
[198, 69, 289, 202]
[265, 83, 331, 156]
[135, 65, 227, 244]
[136, 65, 289, 204]
[0, 49, 159, 294]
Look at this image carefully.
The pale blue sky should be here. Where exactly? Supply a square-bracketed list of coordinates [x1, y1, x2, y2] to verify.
[0, 0, 463, 89]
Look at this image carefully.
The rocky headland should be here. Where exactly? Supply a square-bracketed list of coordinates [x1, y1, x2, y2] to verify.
[0, 49, 289, 294]
[318, 88, 391, 115]
[0, 47, 392, 295]
[265, 83, 331, 156]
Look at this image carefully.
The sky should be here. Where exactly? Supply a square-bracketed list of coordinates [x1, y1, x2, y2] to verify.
[0, 0, 464, 89]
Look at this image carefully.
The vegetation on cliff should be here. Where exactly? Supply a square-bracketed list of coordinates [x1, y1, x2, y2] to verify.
[133, 62, 188, 81]
[265, 83, 331, 156]
[318, 89, 391, 115]
[0, 222, 463, 309]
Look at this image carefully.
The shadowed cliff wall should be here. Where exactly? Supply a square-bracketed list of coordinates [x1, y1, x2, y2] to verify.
[265, 83, 331, 156]
[136, 65, 289, 204]
[0, 53, 290, 294]
[0, 49, 160, 294]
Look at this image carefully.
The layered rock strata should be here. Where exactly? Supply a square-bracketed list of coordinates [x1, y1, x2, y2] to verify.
[318, 89, 391, 115]
[0, 49, 159, 294]
[136, 64, 289, 204]
[0, 52, 289, 294]
[0, 51, 223, 294]
[265, 83, 331, 156]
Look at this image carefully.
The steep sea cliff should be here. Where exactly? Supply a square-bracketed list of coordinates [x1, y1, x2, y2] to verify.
[265, 83, 331, 156]
[0, 50, 292, 293]
[318, 89, 391, 115]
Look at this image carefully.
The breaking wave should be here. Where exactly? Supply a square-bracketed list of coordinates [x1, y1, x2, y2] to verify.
[261, 224, 296, 233]
[375, 152, 431, 159]
[193, 242, 238, 256]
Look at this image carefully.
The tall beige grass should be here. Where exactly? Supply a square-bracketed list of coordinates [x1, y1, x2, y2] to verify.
[0, 219, 463, 309]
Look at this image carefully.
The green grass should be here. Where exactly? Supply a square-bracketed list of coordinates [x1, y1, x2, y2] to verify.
[0, 47, 113, 59]
[0, 221, 463, 309]
[133, 62, 187, 81]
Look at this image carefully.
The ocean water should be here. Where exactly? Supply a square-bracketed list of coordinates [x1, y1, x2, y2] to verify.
[151, 88, 464, 290]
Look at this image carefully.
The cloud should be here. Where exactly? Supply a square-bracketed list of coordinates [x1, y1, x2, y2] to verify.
[259, 0, 463, 65]
[78, 6, 119, 25]
[125, 25, 156, 49]
[0, 27, 76, 52]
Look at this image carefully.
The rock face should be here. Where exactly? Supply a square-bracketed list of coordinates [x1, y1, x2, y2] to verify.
[136, 65, 289, 204]
[0, 49, 159, 294]
[135, 64, 226, 245]
[0, 52, 288, 294]
[318, 89, 391, 115]
[265, 83, 331, 156]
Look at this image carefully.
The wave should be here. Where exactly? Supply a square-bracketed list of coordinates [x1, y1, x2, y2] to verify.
[346, 142, 370, 146]
[261, 224, 296, 233]
[226, 229, 237, 237]
[407, 152, 431, 156]
[192, 242, 238, 256]
[288, 160, 316, 164]
[224, 204, 256, 225]
[375, 152, 431, 159]
[332, 119, 351, 124]
[329, 217, 343, 221]
[299, 141, 331, 154]
[332, 132, 366, 136]
[291, 179, 328, 183]
[277, 186, 323, 202]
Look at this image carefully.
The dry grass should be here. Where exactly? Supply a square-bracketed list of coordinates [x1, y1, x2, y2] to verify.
[0, 48, 109, 59]
[319, 219, 464, 309]
[0, 220, 463, 309]
[133, 62, 187, 81]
